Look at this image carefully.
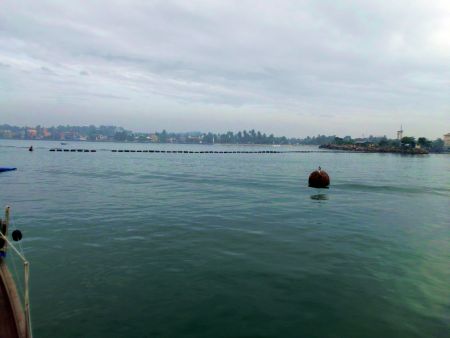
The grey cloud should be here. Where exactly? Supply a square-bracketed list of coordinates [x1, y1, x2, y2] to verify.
[0, 0, 448, 137]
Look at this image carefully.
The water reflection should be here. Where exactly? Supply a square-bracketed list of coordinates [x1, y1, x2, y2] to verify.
[310, 194, 329, 201]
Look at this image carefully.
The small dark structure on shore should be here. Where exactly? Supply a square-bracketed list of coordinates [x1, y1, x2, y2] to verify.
[308, 167, 330, 188]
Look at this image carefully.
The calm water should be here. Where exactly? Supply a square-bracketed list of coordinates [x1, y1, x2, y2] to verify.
[1, 139, 449, 338]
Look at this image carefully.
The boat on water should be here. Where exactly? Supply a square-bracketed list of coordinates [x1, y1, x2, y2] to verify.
[0, 168, 17, 173]
[0, 207, 32, 338]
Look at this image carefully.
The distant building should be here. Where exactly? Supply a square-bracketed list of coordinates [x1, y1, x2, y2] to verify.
[187, 135, 202, 143]
[96, 135, 108, 141]
[396, 125, 403, 140]
[148, 134, 158, 142]
[27, 129, 37, 138]
[444, 133, 450, 149]
[42, 129, 51, 138]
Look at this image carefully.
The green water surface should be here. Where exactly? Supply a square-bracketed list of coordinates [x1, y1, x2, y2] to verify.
[1, 140, 449, 338]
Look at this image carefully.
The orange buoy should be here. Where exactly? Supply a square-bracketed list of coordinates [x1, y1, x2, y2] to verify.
[308, 166, 330, 188]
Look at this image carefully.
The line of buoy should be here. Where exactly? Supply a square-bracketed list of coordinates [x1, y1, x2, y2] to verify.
[108, 150, 336, 153]
[110, 150, 287, 153]
[47, 148, 345, 154]
[49, 149, 96, 152]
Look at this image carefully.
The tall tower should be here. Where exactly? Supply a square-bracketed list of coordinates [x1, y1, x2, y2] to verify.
[397, 124, 403, 140]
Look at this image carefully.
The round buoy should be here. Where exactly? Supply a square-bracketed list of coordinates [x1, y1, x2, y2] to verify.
[308, 167, 330, 188]
[12, 229, 23, 242]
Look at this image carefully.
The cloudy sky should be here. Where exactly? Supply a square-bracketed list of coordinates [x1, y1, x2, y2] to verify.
[0, 0, 449, 138]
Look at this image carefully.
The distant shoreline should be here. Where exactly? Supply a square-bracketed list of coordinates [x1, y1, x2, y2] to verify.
[319, 143, 430, 154]
[0, 138, 316, 147]
[2, 139, 448, 154]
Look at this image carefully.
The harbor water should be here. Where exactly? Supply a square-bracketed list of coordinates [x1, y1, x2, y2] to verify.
[1, 140, 449, 338]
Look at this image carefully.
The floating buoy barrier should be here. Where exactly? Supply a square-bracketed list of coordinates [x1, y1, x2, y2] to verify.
[49, 148, 96, 152]
[107, 149, 292, 153]
[308, 167, 330, 188]
[107, 149, 298, 153]
[49, 148, 341, 155]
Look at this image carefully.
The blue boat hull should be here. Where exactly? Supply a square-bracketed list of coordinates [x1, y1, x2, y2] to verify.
[0, 168, 17, 172]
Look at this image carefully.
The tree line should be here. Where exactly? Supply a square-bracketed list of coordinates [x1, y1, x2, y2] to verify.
[333, 135, 445, 152]
[0, 124, 446, 150]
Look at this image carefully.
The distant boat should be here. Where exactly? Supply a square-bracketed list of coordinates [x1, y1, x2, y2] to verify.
[60, 142, 67, 145]
[0, 168, 17, 173]
[0, 206, 32, 338]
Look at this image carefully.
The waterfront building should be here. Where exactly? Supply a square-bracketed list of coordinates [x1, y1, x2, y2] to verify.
[27, 128, 37, 138]
[148, 134, 159, 142]
[43, 128, 51, 138]
[444, 133, 450, 149]
[96, 135, 108, 141]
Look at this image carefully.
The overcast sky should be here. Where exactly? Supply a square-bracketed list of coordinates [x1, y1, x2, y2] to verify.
[0, 0, 449, 138]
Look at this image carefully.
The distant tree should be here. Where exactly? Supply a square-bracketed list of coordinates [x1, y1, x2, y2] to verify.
[417, 137, 432, 148]
[242, 130, 249, 143]
[378, 137, 388, 147]
[430, 138, 444, 152]
[137, 135, 148, 142]
[256, 131, 262, 144]
[401, 136, 416, 148]
[87, 125, 97, 141]
[114, 131, 127, 142]
[335, 137, 346, 145]
[388, 139, 400, 147]
[202, 133, 214, 144]
[157, 130, 168, 142]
